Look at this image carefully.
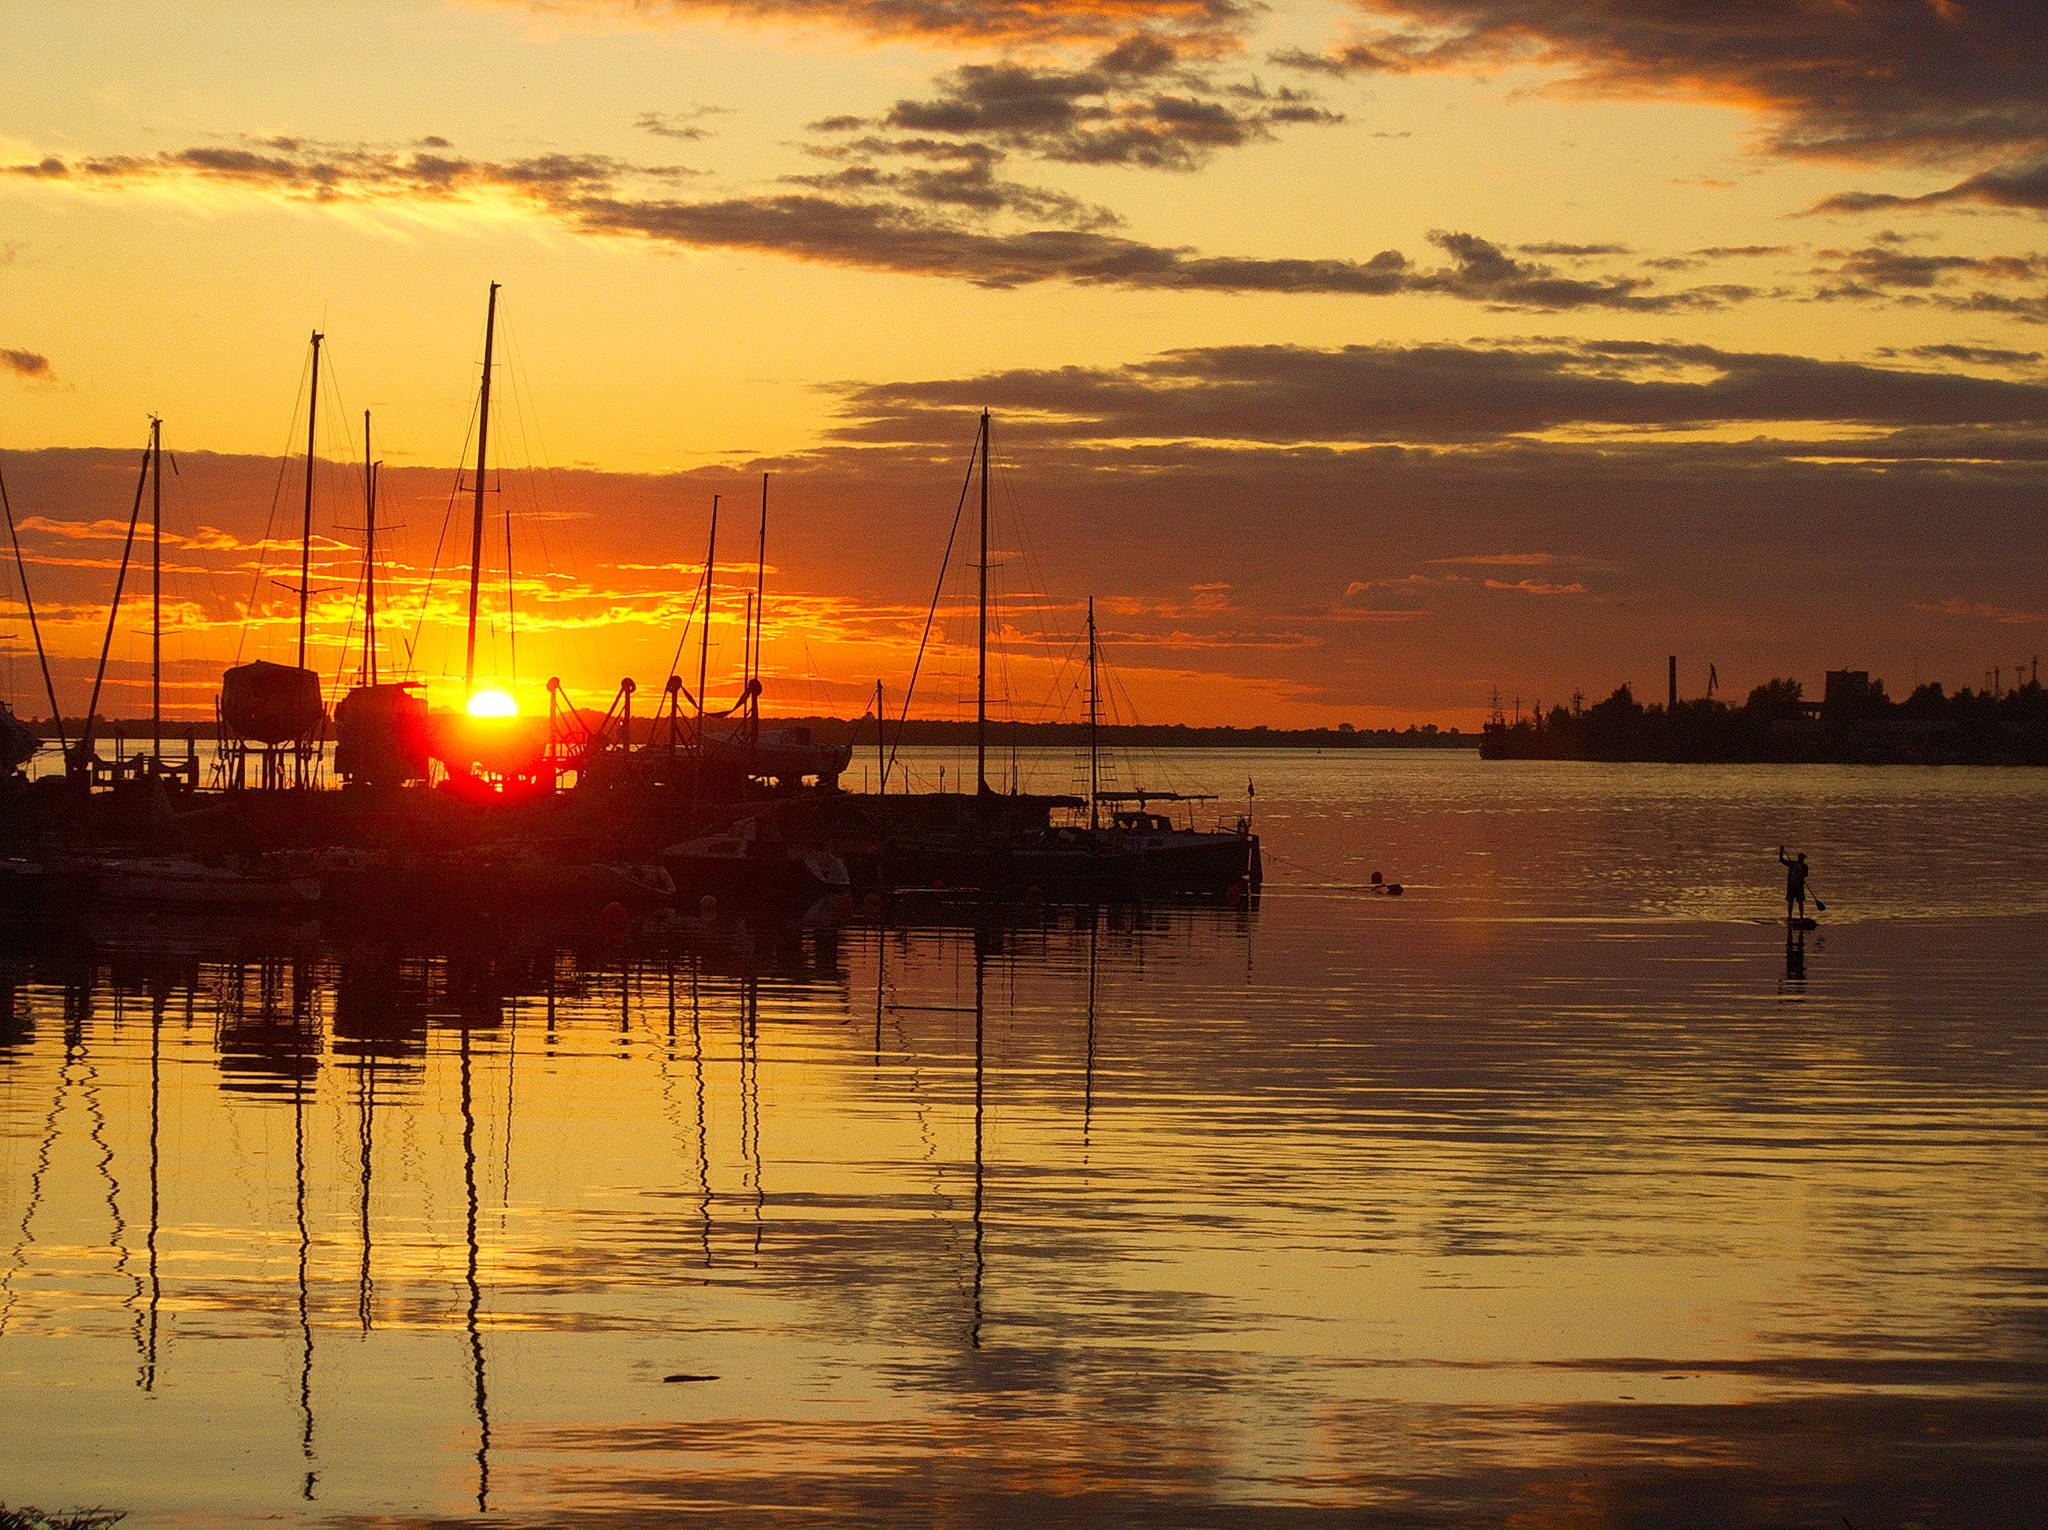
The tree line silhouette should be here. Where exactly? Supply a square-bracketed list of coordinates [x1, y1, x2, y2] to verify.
[1481, 674, 2048, 764]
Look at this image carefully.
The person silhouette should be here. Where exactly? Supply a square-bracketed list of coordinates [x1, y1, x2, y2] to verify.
[1778, 846, 1809, 919]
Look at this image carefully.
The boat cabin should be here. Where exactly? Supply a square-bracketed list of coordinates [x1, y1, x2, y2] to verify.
[1111, 809, 1178, 835]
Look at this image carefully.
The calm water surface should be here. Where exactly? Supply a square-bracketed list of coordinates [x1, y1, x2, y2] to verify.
[2, 752, 2044, 1527]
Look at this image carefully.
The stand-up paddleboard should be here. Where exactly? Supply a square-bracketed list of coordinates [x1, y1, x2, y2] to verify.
[1788, 916, 1819, 932]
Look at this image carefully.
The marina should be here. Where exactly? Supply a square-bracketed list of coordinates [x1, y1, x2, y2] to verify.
[0, 311, 1259, 926]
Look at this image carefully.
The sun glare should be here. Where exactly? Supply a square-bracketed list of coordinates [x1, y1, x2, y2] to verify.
[466, 688, 519, 719]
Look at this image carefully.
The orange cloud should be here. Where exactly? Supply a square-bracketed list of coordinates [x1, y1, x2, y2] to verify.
[501, 0, 1254, 50]
[1913, 596, 2043, 624]
[1484, 577, 1586, 596]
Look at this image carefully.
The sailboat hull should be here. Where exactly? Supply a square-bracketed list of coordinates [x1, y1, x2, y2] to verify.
[1008, 828, 1259, 890]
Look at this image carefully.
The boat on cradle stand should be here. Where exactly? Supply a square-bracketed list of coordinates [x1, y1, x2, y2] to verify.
[308, 846, 674, 917]
[664, 817, 852, 911]
[86, 856, 322, 911]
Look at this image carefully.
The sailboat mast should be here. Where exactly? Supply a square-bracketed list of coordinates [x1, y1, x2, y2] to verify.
[1087, 596, 1099, 831]
[695, 493, 719, 777]
[298, 332, 322, 671]
[363, 410, 377, 688]
[976, 410, 989, 797]
[753, 473, 767, 738]
[464, 282, 499, 697]
[151, 416, 162, 757]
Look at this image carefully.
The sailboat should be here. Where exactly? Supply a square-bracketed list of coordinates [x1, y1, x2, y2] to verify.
[333, 410, 430, 788]
[1008, 597, 1261, 892]
[219, 332, 332, 788]
[322, 283, 540, 792]
[876, 414, 1260, 895]
[424, 282, 548, 790]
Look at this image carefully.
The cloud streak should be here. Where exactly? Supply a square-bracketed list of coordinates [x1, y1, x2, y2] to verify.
[503, 0, 1254, 49]
[9, 138, 1740, 307]
[2, 347, 51, 379]
[1809, 241, 2048, 322]
[635, 107, 729, 141]
[1812, 158, 2048, 216]
[1911, 596, 2043, 625]
[4, 137, 690, 201]
[831, 338, 2048, 447]
[576, 198, 1719, 303]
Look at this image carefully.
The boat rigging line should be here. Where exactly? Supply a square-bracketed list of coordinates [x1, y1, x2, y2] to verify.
[235, 333, 367, 680]
[298, 332, 322, 670]
[234, 342, 315, 667]
[883, 416, 981, 790]
[694, 493, 719, 781]
[75, 431, 154, 771]
[0, 460, 68, 753]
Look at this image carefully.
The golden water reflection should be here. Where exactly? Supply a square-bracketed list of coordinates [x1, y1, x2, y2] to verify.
[1, 756, 2045, 1527]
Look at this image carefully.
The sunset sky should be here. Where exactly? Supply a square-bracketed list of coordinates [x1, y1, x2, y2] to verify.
[3, 0, 2045, 727]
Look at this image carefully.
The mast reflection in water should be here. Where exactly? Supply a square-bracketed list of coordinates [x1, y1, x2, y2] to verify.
[1, 753, 2046, 1527]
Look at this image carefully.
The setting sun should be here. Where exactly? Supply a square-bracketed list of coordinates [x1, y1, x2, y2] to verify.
[465, 688, 518, 720]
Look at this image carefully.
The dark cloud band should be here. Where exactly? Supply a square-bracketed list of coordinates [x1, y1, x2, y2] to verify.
[8, 140, 1739, 309]
[830, 338, 2048, 446]
[1288, 1, 2048, 166]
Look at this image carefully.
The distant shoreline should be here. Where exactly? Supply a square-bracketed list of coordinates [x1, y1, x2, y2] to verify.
[23, 716, 1480, 751]
[1480, 676, 2048, 766]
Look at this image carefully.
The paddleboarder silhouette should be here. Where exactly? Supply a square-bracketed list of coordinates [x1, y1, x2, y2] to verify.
[1778, 846, 1811, 919]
